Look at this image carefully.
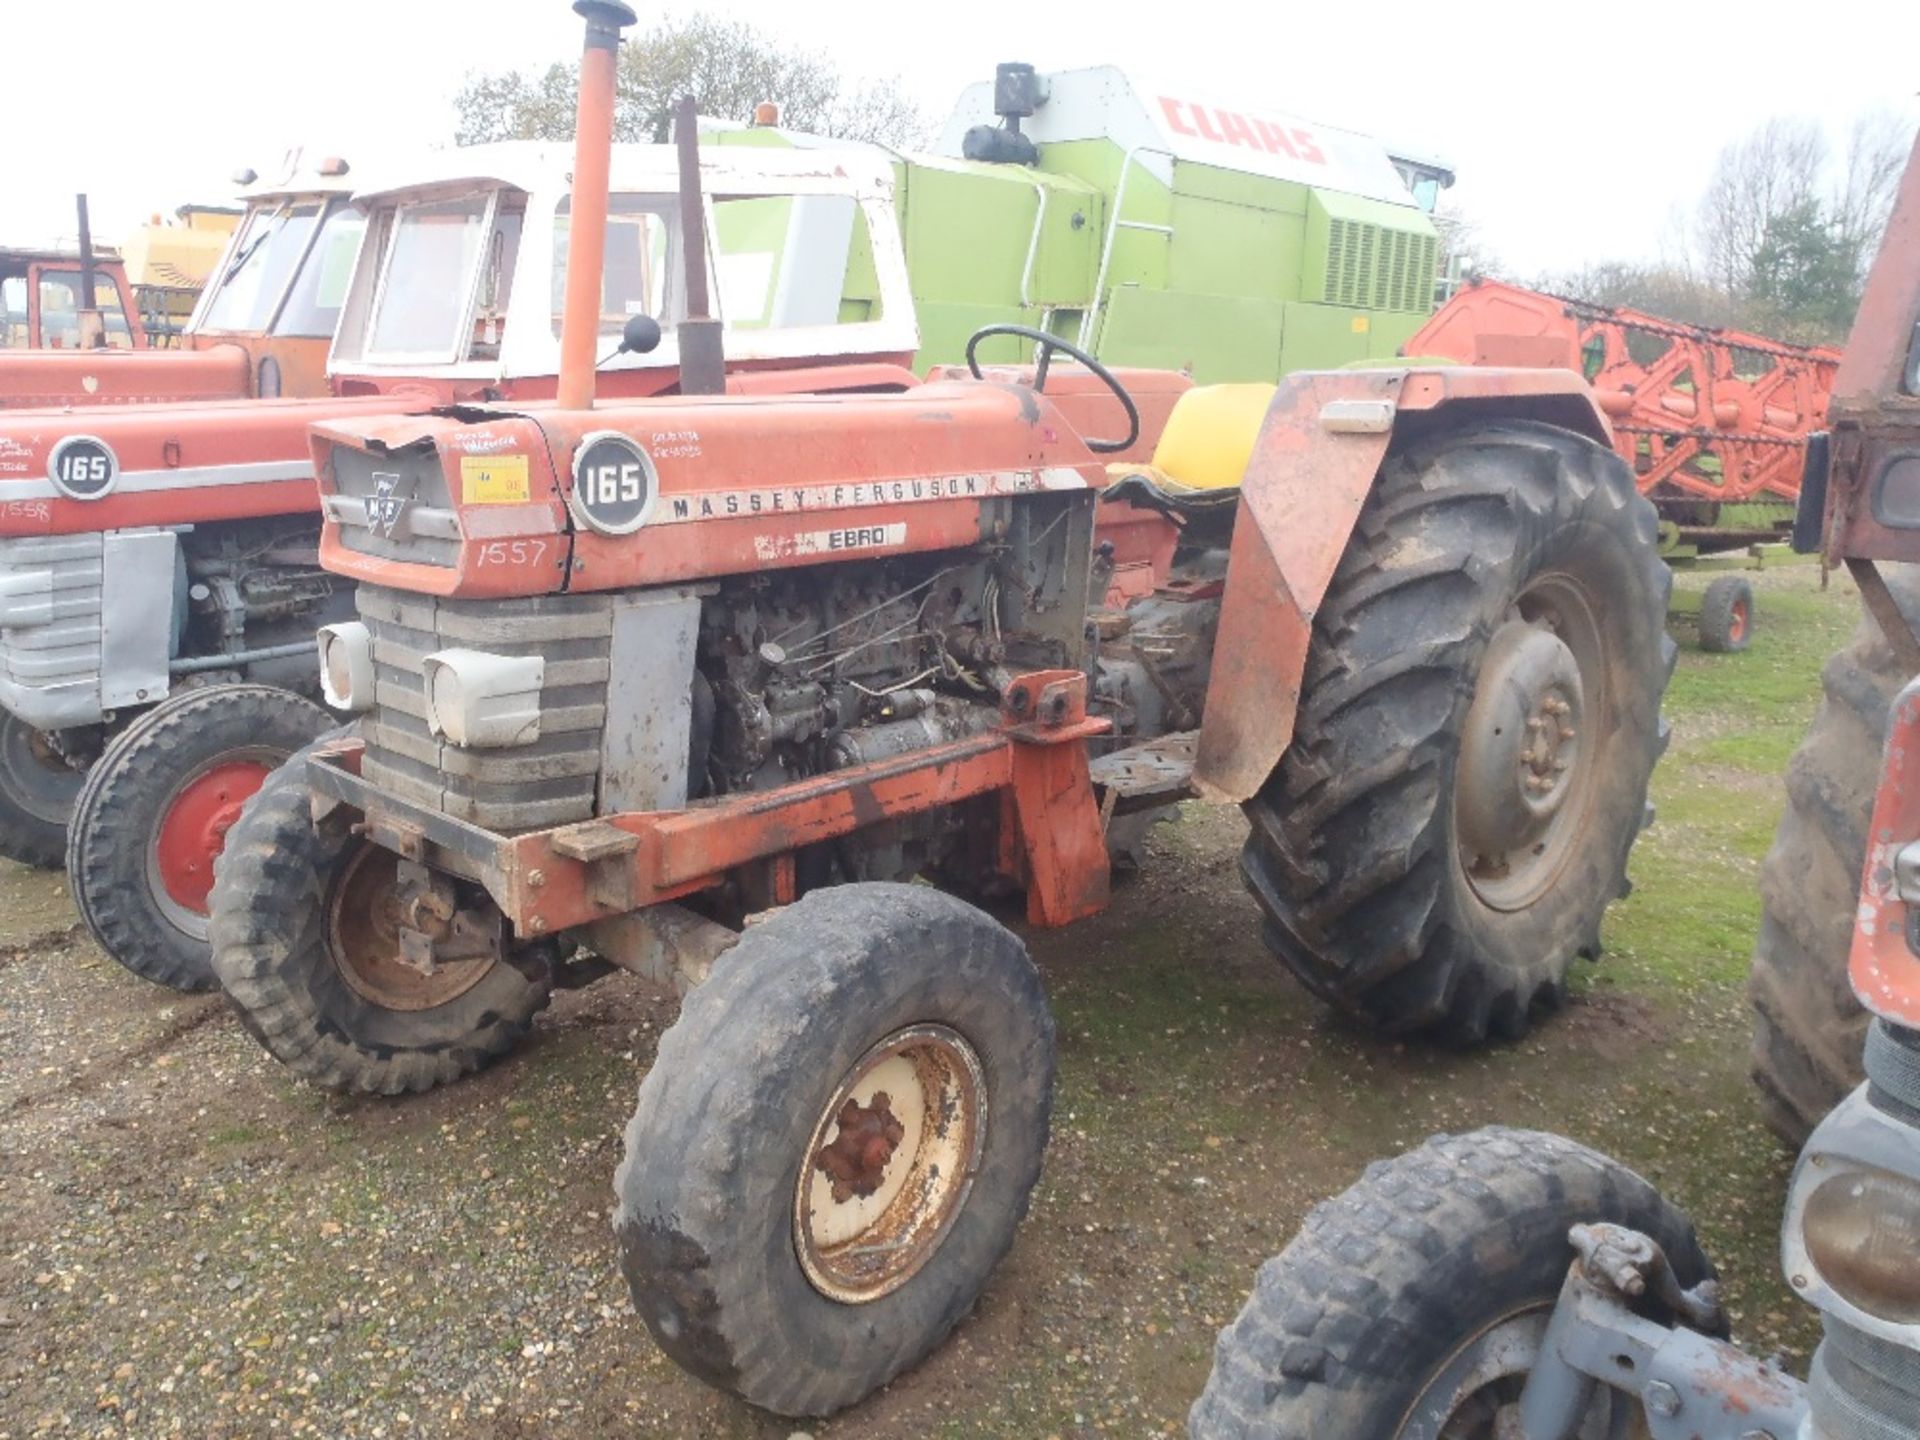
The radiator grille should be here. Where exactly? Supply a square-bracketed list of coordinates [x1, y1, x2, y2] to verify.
[0, 533, 104, 723]
[356, 583, 613, 831]
[1322, 222, 1437, 313]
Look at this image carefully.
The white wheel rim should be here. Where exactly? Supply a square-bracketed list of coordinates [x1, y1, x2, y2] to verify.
[793, 1023, 986, 1305]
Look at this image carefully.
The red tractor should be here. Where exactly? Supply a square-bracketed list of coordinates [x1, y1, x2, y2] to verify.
[1190, 124, 1920, 1440]
[199, 1, 1673, 1417]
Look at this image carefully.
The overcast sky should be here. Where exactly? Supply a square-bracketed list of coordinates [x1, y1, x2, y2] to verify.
[8, 0, 1916, 276]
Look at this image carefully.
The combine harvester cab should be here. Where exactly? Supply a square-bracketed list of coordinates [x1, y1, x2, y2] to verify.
[0, 155, 363, 408]
[204, 2, 1675, 1420]
[711, 63, 1448, 383]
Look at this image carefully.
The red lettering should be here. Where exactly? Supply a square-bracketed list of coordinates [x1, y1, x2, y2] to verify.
[1189, 105, 1224, 143]
[1157, 96, 1196, 137]
[1218, 109, 1259, 148]
[1254, 118, 1297, 158]
[1290, 128, 1326, 164]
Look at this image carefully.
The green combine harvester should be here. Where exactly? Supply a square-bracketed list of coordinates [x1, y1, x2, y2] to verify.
[710, 63, 1451, 379]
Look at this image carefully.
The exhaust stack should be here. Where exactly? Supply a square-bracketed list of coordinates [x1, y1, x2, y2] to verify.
[556, 0, 638, 412]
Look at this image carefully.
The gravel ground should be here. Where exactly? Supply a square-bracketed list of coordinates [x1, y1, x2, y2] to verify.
[0, 565, 1843, 1438]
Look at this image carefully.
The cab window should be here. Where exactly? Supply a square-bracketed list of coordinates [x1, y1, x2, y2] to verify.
[550, 195, 677, 338]
[1, 276, 28, 347]
[200, 202, 323, 332]
[272, 202, 367, 338]
[365, 195, 491, 360]
[37, 270, 134, 348]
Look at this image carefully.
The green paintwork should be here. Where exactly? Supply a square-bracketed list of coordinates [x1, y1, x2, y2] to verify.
[707, 121, 1440, 385]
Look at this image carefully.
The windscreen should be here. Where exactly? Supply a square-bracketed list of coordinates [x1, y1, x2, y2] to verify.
[198, 202, 322, 332]
[364, 195, 491, 359]
[272, 203, 367, 338]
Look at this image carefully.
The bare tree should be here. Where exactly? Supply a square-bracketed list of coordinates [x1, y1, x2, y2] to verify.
[454, 14, 929, 149]
[1695, 116, 1826, 297]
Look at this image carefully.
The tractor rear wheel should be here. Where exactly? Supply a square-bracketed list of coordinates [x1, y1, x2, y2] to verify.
[209, 739, 553, 1094]
[1749, 569, 1920, 1144]
[0, 707, 83, 870]
[1189, 1127, 1713, 1438]
[68, 684, 331, 992]
[1240, 420, 1672, 1043]
[614, 882, 1053, 1417]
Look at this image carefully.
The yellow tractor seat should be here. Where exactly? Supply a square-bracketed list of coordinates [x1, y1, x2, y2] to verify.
[1103, 382, 1275, 512]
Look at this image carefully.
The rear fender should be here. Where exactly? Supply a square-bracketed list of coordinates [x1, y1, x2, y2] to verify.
[1191, 366, 1609, 803]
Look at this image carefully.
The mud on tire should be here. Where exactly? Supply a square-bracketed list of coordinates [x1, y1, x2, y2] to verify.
[1189, 1126, 1713, 1439]
[614, 882, 1053, 1418]
[208, 739, 553, 1094]
[68, 684, 331, 992]
[1699, 574, 1756, 653]
[1240, 421, 1673, 1043]
[1749, 568, 1920, 1144]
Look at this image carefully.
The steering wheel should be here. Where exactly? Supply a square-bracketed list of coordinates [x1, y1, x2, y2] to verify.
[964, 323, 1140, 455]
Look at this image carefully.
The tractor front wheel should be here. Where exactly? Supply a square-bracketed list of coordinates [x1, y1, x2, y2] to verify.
[614, 882, 1053, 1417]
[0, 707, 84, 870]
[1240, 421, 1672, 1043]
[1189, 1127, 1713, 1438]
[68, 684, 331, 991]
[208, 739, 553, 1093]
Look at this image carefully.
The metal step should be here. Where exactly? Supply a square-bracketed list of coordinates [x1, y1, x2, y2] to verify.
[1089, 730, 1198, 814]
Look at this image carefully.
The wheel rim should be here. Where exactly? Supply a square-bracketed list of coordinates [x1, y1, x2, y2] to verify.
[1455, 575, 1607, 912]
[147, 752, 277, 935]
[1728, 598, 1749, 643]
[0, 712, 83, 826]
[325, 843, 497, 1011]
[1397, 1306, 1644, 1439]
[793, 1023, 987, 1304]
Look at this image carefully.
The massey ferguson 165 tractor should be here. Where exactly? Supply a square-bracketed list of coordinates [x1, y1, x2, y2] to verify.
[202, 1, 1670, 1417]
[1190, 126, 1920, 1440]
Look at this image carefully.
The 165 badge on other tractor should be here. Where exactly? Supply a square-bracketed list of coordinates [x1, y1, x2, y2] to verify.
[207, 0, 1674, 1417]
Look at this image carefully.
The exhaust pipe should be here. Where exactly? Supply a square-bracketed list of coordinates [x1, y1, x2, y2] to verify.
[556, 0, 638, 412]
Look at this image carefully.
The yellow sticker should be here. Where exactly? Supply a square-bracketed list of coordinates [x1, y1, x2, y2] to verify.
[461, 454, 531, 504]
[1350, 314, 1371, 334]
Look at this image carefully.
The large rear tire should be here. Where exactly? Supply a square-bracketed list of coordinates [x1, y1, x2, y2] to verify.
[1240, 421, 1672, 1043]
[0, 707, 83, 870]
[614, 883, 1053, 1417]
[1189, 1127, 1713, 1438]
[67, 684, 331, 992]
[1749, 570, 1920, 1144]
[209, 741, 553, 1094]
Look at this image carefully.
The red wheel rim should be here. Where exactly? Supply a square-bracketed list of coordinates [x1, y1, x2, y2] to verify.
[1729, 599, 1749, 643]
[154, 760, 273, 914]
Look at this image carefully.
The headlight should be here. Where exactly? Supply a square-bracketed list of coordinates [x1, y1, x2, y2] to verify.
[317, 622, 374, 713]
[1802, 1166, 1920, 1324]
[420, 648, 544, 748]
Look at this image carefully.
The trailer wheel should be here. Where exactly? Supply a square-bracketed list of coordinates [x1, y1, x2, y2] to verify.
[208, 741, 552, 1094]
[67, 685, 331, 992]
[1699, 574, 1755, 652]
[614, 882, 1053, 1418]
[0, 708, 83, 870]
[1241, 421, 1672, 1043]
[1749, 573, 1920, 1143]
[1189, 1127, 1713, 1439]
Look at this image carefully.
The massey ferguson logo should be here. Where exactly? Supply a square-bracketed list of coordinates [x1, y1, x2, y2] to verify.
[366, 471, 413, 537]
[1156, 96, 1326, 165]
